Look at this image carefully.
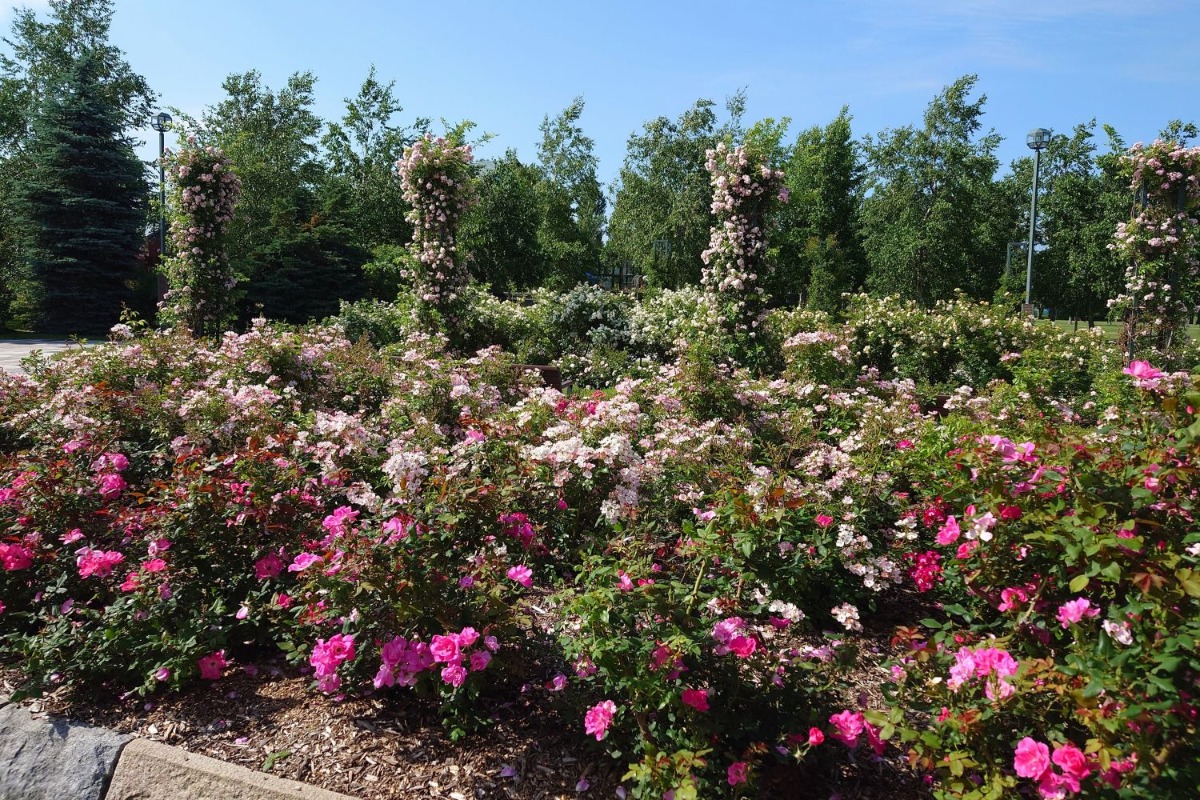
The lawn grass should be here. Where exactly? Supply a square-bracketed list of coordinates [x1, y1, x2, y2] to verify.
[1046, 319, 1200, 341]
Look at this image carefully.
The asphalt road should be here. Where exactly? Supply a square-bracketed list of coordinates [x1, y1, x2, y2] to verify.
[0, 339, 91, 374]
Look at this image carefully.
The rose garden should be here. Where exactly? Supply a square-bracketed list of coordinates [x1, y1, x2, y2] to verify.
[1, 131, 1199, 800]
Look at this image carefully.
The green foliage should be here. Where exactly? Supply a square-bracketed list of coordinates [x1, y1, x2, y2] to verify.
[767, 108, 866, 310]
[861, 76, 1010, 305]
[535, 97, 605, 290]
[607, 94, 745, 288]
[320, 65, 427, 251]
[460, 151, 546, 291]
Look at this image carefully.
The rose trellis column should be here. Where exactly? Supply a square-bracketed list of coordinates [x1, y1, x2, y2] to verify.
[700, 141, 788, 355]
[395, 134, 477, 319]
[160, 138, 241, 337]
[1109, 139, 1200, 360]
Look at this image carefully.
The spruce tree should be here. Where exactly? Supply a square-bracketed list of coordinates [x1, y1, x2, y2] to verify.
[13, 51, 146, 332]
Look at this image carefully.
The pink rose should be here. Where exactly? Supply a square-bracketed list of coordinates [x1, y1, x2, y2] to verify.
[255, 552, 285, 579]
[584, 700, 617, 741]
[506, 564, 533, 587]
[440, 664, 468, 687]
[727, 761, 749, 786]
[728, 635, 757, 658]
[1013, 737, 1051, 779]
[681, 688, 710, 712]
[1056, 598, 1100, 628]
[1052, 742, 1090, 782]
[430, 634, 460, 664]
[829, 710, 865, 748]
[0, 542, 34, 571]
[197, 650, 227, 680]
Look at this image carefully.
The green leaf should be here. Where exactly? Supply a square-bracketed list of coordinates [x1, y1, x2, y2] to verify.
[260, 750, 291, 772]
[1068, 574, 1090, 592]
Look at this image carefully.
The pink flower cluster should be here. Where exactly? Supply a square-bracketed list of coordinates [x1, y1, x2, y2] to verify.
[76, 547, 125, 579]
[429, 627, 497, 688]
[712, 617, 757, 658]
[947, 645, 1019, 701]
[374, 636, 434, 689]
[584, 699, 617, 740]
[0, 541, 33, 571]
[92, 451, 129, 500]
[1013, 737, 1099, 798]
[905, 549, 943, 591]
[310, 633, 356, 694]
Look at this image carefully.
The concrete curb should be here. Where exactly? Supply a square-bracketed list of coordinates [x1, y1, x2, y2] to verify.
[0, 698, 357, 800]
[107, 738, 353, 800]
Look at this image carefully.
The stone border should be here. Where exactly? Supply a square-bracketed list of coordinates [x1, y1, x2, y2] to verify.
[0, 696, 356, 800]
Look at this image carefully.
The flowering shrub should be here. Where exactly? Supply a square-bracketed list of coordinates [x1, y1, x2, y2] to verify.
[158, 139, 242, 336]
[883, 370, 1200, 798]
[395, 133, 477, 315]
[1, 299, 1197, 798]
[1108, 139, 1200, 362]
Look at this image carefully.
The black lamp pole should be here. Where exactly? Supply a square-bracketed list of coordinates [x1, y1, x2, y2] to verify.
[150, 112, 172, 264]
[1024, 128, 1051, 313]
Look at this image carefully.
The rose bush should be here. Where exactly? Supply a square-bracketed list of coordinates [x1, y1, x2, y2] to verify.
[1, 295, 1197, 798]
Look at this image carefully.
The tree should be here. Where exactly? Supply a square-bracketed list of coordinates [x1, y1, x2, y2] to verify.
[607, 94, 745, 288]
[0, 0, 154, 151]
[1011, 122, 1127, 323]
[767, 107, 866, 310]
[0, 0, 155, 326]
[535, 97, 604, 288]
[178, 71, 367, 322]
[10, 52, 146, 332]
[460, 152, 546, 291]
[861, 75, 1006, 304]
[321, 66, 427, 251]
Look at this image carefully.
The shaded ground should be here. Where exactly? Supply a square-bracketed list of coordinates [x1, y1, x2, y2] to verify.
[2, 623, 934, 800]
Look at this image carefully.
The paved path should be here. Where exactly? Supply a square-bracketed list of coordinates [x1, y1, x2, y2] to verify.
[0, 339, 93, 375]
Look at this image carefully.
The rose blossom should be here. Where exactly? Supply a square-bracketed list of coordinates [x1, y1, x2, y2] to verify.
[584, 700, 617, 740]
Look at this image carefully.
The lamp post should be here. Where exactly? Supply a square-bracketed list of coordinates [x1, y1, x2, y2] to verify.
[150, 112, 172, 266]
[1024, 128, 1051, 315]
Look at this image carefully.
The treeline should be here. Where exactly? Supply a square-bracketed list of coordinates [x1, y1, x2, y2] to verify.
[0, 1, 1193, 333]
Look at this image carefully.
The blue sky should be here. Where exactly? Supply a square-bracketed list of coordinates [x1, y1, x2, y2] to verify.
[4, 0, 1198, 186]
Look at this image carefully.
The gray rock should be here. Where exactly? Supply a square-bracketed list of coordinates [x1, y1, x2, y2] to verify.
[0, 703, 130, 800]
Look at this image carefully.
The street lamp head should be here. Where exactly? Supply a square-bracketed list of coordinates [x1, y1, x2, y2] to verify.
[151, 111, 172, 133]
[1026, 128, 1052, 151]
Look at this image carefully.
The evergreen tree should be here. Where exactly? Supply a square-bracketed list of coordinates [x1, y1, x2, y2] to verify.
[0, 0, 155, 327]
[12, 51, 146, 332]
